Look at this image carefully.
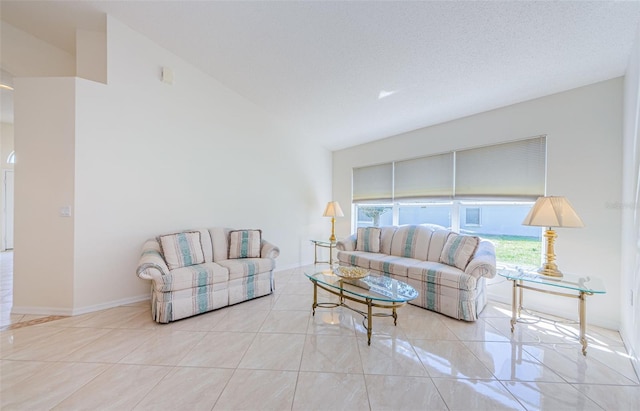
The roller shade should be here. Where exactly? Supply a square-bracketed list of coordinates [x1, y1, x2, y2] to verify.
[394, 153, 454, 201]
[352, 163, 393, 203]
[455, 136, 546, 199]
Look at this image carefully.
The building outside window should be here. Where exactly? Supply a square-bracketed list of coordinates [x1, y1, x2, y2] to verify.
[465, 207, 481, 226]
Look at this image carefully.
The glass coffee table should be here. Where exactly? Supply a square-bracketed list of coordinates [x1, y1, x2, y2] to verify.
[305, 269, 418, 345]
[499, 268, 606, 355]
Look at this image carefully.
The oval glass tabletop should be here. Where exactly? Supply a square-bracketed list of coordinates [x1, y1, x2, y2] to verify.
[305, 269, 418, 303]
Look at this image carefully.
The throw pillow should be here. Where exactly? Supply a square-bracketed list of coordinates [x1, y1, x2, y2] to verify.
[229, 229, 262, 259]
[159, 231, 205, 270]
[439, 233, 480, 270]
[356, 227, 382, 253]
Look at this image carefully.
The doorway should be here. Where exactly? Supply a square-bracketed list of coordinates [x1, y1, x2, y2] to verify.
[4, 169, 13, 250]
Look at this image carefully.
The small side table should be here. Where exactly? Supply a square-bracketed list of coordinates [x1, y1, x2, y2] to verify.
[310, 239, 337, 264]
[498, 268, 606, 355]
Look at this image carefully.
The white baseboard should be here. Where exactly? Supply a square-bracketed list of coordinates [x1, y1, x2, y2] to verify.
[12, 295, 150, 317]
[11, 306, 74, 316]
[71, 295, 150, 316]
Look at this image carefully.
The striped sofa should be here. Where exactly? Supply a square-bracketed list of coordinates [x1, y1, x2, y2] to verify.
[136, 227, 279, 323]
[337, 225, 496, 321]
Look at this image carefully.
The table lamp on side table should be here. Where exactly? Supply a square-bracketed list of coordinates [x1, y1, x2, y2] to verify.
[323, 201, 344, 242]
[522, 196, 584, 278]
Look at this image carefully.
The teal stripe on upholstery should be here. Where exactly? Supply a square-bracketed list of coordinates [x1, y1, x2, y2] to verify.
[447, 236, 463, 265]
[363, 228, 371, 251]
[459, 291, 471, 319]
[177, 233, 193, 266]
[241, 231, 249, 258]
[247, 262, 256, 299]
[383, 261, 391, 274]
[403, 226, 416, 257]
[197, 267, 208, 313]
[426, 269, 437, 310]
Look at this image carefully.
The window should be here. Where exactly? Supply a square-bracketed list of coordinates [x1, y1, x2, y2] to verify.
[351, 136, 546, 267]
[355, 201, 542, 267]
[465, 207, 481, 226]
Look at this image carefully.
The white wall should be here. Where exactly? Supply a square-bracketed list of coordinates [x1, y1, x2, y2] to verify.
[13, 78, 76, 313]
[333, 78, 623, 329]
[621, 23, 640, 375]
[12, 16, 332, 315]
[0, 22, 75, 77]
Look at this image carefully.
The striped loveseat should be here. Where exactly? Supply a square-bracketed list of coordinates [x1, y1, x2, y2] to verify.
[136, 227, 279, 323]
[337, 225, 496, 321]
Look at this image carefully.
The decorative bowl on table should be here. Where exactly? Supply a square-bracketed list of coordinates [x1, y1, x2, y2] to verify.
[333, 266, 369, 279]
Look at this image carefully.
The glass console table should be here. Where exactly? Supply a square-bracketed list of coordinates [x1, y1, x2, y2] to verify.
[310, 239, 337, 264]
[498, 268, 606, 355]
[305, 270, 418, 345]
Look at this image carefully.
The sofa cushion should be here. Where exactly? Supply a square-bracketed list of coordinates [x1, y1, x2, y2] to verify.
[338, 250, 377, 268]
[153, 262, 229, 292]
[229, 229, 262, 259]
[439, 233, 480, 270]
[369, 255, 422, 277]
[356, 227, 381, 252]
[426, 229, 453, 262]
[407, 261, 477, 291]
[217, 258, 275, 281]
[159, 231, 205, 269]
[390, 225, 433, 260]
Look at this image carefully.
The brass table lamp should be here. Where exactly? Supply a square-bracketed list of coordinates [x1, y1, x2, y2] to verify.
[522, 196, 584, 277]
[323, 201, 344, 242]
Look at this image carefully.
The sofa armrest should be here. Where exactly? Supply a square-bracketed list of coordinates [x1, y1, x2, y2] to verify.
[465, 240, 497, 279]
[136, 239, 170, 280]
[337, 234, 357, 251]
[261, 239, 280, 259]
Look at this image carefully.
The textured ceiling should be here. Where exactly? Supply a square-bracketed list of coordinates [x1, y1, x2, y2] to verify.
[1, 1, 640, 150]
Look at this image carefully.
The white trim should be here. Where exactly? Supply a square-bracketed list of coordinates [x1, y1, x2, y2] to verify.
[11, 294, 150, 317]
[11, 306, 74, 316]
[71, 295, 150, 316]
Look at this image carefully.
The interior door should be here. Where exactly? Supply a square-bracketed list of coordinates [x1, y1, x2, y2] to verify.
[4, 170, 13, 250]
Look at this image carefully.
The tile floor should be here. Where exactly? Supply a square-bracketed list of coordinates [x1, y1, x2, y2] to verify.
[1, 251, 639, 410]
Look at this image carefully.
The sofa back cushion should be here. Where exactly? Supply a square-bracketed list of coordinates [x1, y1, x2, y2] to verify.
[159, 231, 205, 269]
[439, 233, 480, 270]
[356, 227, 381, 252]
[426, 229, 453, 262]
[389, 225, 434, 260]
[196, 228, 214, 263]
[379, 226, 397, 255]
[210, 227, 231, 262]
[228, 229, 262, 258]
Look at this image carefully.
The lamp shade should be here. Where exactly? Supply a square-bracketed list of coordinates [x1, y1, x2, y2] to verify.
[323, 201, 344, 217]
[522, 196, 584, 228]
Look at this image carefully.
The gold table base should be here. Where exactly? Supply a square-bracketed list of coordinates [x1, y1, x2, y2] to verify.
[509, 279, 593, 355]
[310, 279, 406, 345]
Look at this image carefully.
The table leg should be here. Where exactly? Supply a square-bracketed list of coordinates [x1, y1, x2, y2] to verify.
[312, 282, 318, 316]
[392, 307, 397, 326]
[579, 291, 587, 355]
[517, 279, 523, 317]
[314, 244, 318, 264]
[367, 299, 373, 345]
[510, 280, 517, 332]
